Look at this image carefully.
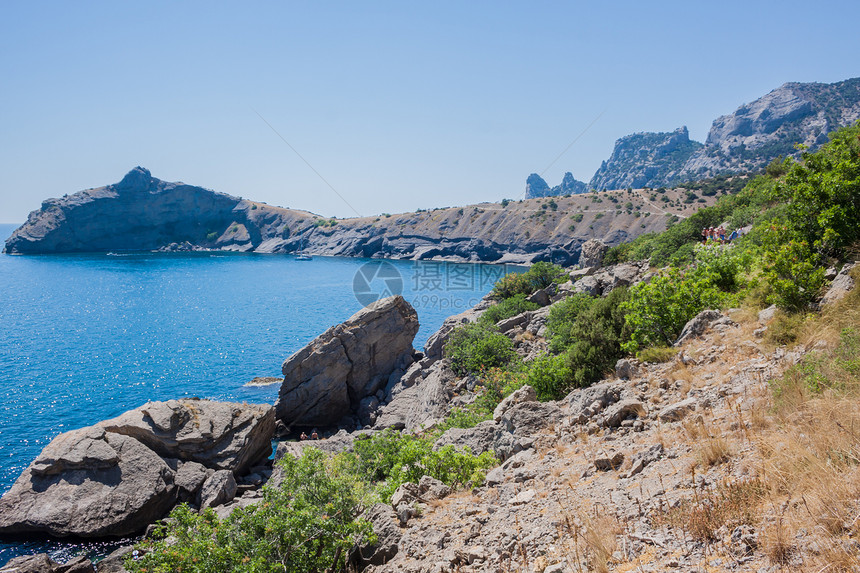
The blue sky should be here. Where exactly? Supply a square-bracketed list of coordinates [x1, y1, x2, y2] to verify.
[1, 1, 859, 223]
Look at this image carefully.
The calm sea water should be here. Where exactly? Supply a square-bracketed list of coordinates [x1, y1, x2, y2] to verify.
[0, 223, 511, 565]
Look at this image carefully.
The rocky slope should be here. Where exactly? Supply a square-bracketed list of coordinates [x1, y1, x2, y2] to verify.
[4, 168, 720, 265]
[533, 77, 860, 194]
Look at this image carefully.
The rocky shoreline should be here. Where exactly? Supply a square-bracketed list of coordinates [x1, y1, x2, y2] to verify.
[1, 250, 856, 571]
[0, 247, 667, 571]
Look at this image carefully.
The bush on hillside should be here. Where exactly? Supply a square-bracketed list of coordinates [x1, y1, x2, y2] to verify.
[127, 448, 375, 573]
[478, 294, 540, 326]
[621, 267, 730, 353]
[490, 262, 566, 299]
[444, 323, 517, 376]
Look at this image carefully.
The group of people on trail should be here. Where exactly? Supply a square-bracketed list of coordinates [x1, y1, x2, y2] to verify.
[299, 429, 320, 441]
[702, 226, 737, 244]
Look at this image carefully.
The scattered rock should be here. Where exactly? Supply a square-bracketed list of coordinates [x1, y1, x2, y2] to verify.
[602, 399, 647, 428]
[594, 452, 625, 471]
[96, 546, 135, 573]
[0, 554, 95, 573]
[276, 295, 419, 428]
[822, 263, 856, 305]
[419, 475, 452, 501]
[391, 482, 421, 507]
[174, 460, 210, 503]
[674, 310, 724, 346]
[493, 385, 537, 421]
[757, 305, 778, 323]
[615, 358, 638, 380]
[509, 489, 537, 505]
[658, 398, 698, 422]
[245, 376, 281, 387]
[199, 470, 238, 510]
[499, 401, 562, 437]
[526, 288, 551, 306]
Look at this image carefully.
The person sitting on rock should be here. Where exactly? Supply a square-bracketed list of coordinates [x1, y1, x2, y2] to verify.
[300, 431, 308, 441]
[311, 429, 319, 440]
[701, 227, 708, 242]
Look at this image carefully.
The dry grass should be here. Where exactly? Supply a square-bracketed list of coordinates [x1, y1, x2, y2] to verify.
[580, 510, 620, 573]
[748, 276, 860, 569]
[654, 478, 766, 542]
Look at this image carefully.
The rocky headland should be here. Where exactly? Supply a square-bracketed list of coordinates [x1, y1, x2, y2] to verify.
[4, 166, 727, 264]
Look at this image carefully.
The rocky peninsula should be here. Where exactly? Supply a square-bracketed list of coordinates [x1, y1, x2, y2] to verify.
[3, 166, 721, 265]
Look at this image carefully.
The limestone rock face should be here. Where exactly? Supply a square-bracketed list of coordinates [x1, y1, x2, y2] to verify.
[525, 172, 587, 198]
[373, 360, 456, 432]
[4, 167, 244, 254]
[0, 400, 274, 538]
[589, 127, 703, 191]
[276, 295, 419, 427]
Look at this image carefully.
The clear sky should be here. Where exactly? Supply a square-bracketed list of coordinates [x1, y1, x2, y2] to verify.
[2, 1, 859, 223]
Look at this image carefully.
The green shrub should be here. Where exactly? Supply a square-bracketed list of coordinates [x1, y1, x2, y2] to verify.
[490, 272, 531, 299]
[760, 231, 825, 312]
[128, 448, 374, 573]
[444, 324, 516, 376]
[525, 353, 573, 400]
[479, 294, 540, 326]
[621, 267, 730, 353]
[547, 294, 595, 353]
[352, 429, 496, 502]
[490, 262, 565, 299]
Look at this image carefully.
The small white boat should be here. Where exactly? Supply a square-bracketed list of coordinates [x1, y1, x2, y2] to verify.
[295, 252, 313, 261]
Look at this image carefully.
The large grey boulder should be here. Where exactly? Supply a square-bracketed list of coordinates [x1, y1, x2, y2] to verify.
[579, 239, 608, 268]
[103, 399, 275, 474]
[276, 295, 419, 427]
[572, 261, 650, 297]
[499, 401, 562, 437]
[199, 470, 238, 510]
[0, 429, 176, 537]
[349, 503, 402, 568]
[0, 400, 274, 539]
[492, 385, 537, 421]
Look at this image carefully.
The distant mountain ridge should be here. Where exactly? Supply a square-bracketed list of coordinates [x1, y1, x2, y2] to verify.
[528, 77, 860, 193]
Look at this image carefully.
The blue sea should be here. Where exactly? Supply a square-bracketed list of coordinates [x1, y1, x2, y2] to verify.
[0, 222, 511, 566]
